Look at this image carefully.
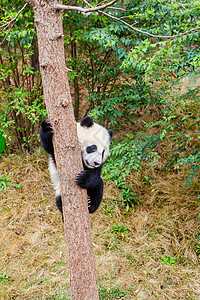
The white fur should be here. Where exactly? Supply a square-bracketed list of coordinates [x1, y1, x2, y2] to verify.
[49, 121, 111, 195]
[48, 156, 60, 196]
[77, 122, 110, 169]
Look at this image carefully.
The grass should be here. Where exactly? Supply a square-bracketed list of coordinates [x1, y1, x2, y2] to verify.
[0, 151, 199, 299]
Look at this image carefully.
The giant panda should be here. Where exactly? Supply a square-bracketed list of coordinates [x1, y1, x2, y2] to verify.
[40, 116, 113, 216]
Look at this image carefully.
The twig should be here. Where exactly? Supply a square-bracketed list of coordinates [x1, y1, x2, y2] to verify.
[0, 3, 28, 46]
[119, 16, 137, 20]
[82, 0, 94, 8]
[107, 6, 126, 11]
[171, 0, 186, 10]
[0, 3, 28, 29]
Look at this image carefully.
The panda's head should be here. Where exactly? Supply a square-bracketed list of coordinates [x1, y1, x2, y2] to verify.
[77, 117, 113, 169]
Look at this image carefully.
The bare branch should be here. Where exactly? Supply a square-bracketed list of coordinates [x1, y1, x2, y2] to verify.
[54, 0, 118, 13]
[23, 0, 36, 6]
[171, 0, 186, 10]
[82, 0, 94, 8]
[54, 4, 84, 12]
[82, 0, 124, 11]
[108, 7, 126, 11]
[99, 11, 200, 39]
[0, 3, 28, 29]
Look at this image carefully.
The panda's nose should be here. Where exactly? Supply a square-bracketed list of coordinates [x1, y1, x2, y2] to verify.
[94, 161, 100, 166]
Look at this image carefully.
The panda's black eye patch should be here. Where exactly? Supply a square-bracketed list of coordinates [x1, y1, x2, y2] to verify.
[102, 149, 105, 159]
[86, 144, 97, 154]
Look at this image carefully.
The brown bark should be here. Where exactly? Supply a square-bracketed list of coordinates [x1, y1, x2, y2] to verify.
[70, 34, 80, 120]
[24, 0, 99, 298]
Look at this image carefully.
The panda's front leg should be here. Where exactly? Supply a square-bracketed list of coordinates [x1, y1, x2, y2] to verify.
[76, 170, 101, 189]
[76, 170, 103, 213]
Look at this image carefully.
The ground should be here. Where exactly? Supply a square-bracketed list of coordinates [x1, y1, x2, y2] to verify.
[0, 152, 199, 299]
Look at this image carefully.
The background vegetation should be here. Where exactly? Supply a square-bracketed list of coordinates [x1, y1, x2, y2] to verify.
[0, 0, 200, 299]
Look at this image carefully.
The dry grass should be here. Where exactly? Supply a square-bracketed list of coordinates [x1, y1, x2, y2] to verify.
[0, 152, 200, 299]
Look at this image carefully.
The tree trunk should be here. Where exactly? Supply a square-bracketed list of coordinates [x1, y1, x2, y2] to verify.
[25, 0, 99, 299]
[70, 33, 80, 120]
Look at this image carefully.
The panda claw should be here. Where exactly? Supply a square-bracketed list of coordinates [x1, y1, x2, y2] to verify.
[41, 120, 53, 133]
[87, 196, 91, 208]
[76, 171, 87, 188]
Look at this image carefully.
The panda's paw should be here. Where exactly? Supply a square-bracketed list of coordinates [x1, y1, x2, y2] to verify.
[76, 171, 88, 188]
[41, 119, 53, 133]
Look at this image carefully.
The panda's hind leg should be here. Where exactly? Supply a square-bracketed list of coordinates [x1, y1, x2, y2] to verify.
[56, 195, 64, 221]
[56, 195, 63, 215]
[40, 120, 54, 157]
[87, 186, 103, 213]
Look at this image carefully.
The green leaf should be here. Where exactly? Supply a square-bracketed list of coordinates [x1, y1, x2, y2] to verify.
[0, 131, 5, 154]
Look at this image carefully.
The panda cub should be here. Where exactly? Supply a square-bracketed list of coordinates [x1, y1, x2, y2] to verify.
[40, 116, 113, 216]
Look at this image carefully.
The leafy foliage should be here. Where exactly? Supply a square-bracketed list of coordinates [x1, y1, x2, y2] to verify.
[122, 0, 200, 80]
[103, 133, 161, 209]
[0, 2, 46, 152]
[161, 87, 200, 186]
[110, 223, 128, 238]
[64, 9, 154, 124]
[0, 170, 21, 192]
[104, 84, 199, 209]
[99, 285, 132, 299]
[0, 273, 11, 282]
[160, 255, 177, 268]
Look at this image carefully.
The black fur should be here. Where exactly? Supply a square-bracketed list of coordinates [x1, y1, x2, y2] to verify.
[76, 164, 103, 213]
[40, 120, 55, 161]
[40, 118, 112, 216]
[56, 195, 63, 214]
[108, 129, 113, 139]
[80, 116, 94, 128]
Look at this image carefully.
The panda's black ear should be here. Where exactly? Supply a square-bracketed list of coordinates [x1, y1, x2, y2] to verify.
[80, 117, 94, 128]
[108, 129, 113, 139]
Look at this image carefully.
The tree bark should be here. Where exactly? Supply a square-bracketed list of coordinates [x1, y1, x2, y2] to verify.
[70, 33, 80, 120]
[25, 0, 99, 299]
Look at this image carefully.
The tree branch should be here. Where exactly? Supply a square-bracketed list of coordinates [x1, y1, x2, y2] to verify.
[67, 0, 200, 40]
[0, 3, 28, 29]
[0, 3, 28, 46]
[23, 0, 36, 6]
[54, 0, 118, 13]
[99, 11, 200, 39]
[108, 7, 126, 11]
[171, 0, 186, 10]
